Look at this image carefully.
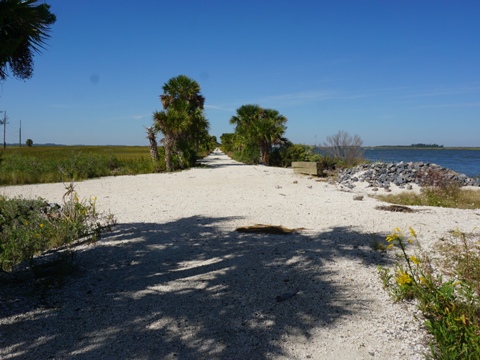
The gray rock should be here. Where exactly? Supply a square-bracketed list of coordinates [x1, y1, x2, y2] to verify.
[337, 161, 479, 189]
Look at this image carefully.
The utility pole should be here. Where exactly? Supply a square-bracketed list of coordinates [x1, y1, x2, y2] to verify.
[0, 111, 7, 149]
[19, 120, 22, 147]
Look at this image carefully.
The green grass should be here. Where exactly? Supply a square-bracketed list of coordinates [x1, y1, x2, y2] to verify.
[0, 146, 165, 185]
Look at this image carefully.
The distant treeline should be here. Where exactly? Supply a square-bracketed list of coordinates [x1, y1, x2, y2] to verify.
[410, 143, 444, 148]
[5, 143, 66, 147]
[376, 143, 444, 148]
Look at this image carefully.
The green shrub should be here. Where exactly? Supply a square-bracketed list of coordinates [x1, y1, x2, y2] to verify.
[0, 184, 115, 272]
[232, 142, 261, 165]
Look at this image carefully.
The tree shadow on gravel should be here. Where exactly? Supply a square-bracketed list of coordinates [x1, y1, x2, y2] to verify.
[0, 217, 391, 360]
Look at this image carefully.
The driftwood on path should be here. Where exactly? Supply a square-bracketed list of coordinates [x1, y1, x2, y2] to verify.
[235, 224, 306, 235]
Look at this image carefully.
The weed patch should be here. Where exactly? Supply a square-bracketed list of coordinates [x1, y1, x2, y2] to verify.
[0, 183, 116, 272]
[376, 166, 480, 209]
[378, 228, 480, 359]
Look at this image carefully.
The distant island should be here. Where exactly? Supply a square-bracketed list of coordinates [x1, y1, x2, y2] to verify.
[376, 143, 444, 148]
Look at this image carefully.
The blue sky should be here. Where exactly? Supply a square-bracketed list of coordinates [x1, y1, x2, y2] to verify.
[1, 1, 479, 146]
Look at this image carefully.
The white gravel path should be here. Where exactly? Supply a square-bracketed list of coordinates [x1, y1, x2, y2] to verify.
[1, 149, 479, 359]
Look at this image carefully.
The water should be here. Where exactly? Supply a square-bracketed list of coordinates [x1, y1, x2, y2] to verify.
[363, 148, 480, 178]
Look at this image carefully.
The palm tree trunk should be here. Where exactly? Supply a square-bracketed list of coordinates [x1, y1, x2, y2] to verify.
[146, 127, 159, 162]
[259, 142, 270, 165]
[163, 136, 174, 172]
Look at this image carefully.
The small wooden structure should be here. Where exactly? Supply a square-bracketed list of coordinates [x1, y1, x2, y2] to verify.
[291, 162, 326, 177]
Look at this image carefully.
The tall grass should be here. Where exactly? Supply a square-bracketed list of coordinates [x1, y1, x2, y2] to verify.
[0, 146, 165, 185]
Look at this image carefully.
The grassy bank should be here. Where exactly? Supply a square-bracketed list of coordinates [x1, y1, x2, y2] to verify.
[0, 146, 163, 185]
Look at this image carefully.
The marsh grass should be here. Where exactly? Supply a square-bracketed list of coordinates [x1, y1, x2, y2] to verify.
[378, 228, 480, 359]
[0, 146, 165, 185]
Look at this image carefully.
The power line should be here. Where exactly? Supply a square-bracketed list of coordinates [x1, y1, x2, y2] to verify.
[0, 111, 8, 149]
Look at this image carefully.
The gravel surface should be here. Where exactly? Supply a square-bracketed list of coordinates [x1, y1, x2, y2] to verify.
[1, 150, 479, 359]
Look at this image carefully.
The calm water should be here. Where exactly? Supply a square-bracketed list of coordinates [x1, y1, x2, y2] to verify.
[363, 149, 480, 178]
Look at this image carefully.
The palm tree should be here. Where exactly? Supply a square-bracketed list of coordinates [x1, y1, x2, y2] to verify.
[160, 75, 205, 111]
[229, 104, 262, 137]
[189, 109, 210, 153]
[153, 101, 190, 172]
[256, 109, 287, 164]
[153, 75, 208, 170]
[0, 0, 56, 80]
[230, 105, 287, 165]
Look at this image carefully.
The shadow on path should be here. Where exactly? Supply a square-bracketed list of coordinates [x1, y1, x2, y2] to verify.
[1, 216, 391, 359]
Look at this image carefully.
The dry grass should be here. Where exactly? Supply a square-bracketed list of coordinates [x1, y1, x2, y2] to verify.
[376, 188, 480, 209]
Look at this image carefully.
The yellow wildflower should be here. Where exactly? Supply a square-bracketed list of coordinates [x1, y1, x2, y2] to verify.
[409, 255, 421, 265]
[395, 270, 412, 285]
[409, 227, 416, 238]
[455, 314, 467, 325]
[39, 223, 44, 228]
[386, 233, 399, 243]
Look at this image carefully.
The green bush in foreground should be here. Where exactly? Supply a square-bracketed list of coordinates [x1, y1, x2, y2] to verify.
[378, 228, 480, 359]
[0, 184, 115, 272]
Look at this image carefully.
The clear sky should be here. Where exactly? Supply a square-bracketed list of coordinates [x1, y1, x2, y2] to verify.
[1, 1, 479, 147]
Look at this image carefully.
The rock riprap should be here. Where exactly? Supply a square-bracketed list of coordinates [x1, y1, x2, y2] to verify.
[338, 161, 480, 190]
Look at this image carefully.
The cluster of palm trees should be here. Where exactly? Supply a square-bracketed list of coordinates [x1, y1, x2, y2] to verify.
[152, 77, 288, 170]
[152, 75, 211, 172]
[229, 105, 287, 165]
